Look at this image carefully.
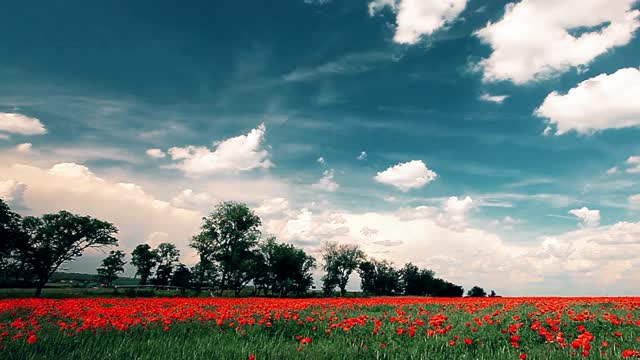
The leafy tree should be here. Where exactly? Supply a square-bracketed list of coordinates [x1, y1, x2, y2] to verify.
[489, 290, 497, 297]
[0, 199, 27, 283]
[400, 263, 421, 295]
[131, 244, 159, 285]
[154, 243, 180, 286]
[190, 261, 219, 293]
[195, 201, 262, 295]
[467, 285, 487, 297]
[321, 241, 365, 297]
[16, 211, 118, 297]
[189, 233, 216, 294]
[170, 264, 192, 294]
[97, 250, 126, 287]
[260, 237, 316, 296]
[432, 278, 464, 297]
[358, 259, 400, 295]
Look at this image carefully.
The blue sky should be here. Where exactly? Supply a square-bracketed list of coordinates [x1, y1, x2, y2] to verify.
[1, 0, 640, 295]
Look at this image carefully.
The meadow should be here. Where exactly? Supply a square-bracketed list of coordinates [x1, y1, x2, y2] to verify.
[2, 297, 640, 359]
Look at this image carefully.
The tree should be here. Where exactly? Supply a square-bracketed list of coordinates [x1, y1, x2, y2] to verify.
[467, 286, 487, 297]
[195, 201, 262, 295]
[154, 243, 180, 286]
[358, 259, 400, 295]
[170, 264, 192, 294]
[97, 250, 126, 287]
[260, 237, 316, 297]
[0, 199, 27, 284]
[189, 232, 216, 294]
[17, 211, 118, 297]
[131, 244, 158, 285]
[321, 241, 365, 297]
[190, 261, 219, 293]
[400, 263, 421, 295]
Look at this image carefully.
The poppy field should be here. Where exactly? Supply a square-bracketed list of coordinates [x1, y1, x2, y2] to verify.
[2, 297, 640, 359]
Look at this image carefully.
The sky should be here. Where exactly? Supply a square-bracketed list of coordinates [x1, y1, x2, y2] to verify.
[1, 0, 639, 296]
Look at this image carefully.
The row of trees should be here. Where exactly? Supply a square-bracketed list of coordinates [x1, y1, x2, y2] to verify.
[2, 198, 486, 298]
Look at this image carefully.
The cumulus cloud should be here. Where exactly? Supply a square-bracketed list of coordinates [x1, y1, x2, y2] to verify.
[479, 93, 509, 104]
[0, 179, 27, 208]
[167, 123, 272, 176]
[171, 189, 216, 211]
[145, 231, 170, 248]
[15, 143, 32, 152]
[569, 206, 601, 227]
[254, 197, 289, 218]
[525, 221, 640, 291]
[357, 151, 367, 160]
[475, 0, 640, 84]
[535, 68, 640, 135]
[0, 112, 47, 135]
[436, 196, 474, 229]
[374, 160, 437, 191]
[313, 169, 339, 192]
[145, 148, 166, 158]
[626, 156, 640, 173]
[317, 156, 326, 165]
[607, 166, 619, 175]
[369, 0, 468, 44]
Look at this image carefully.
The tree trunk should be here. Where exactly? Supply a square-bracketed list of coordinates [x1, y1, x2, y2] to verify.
[35, 281, 44, 297]
[340, 286, 346, 297]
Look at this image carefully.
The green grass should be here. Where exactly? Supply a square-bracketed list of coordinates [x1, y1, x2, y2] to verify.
[1, 300, 639, 359]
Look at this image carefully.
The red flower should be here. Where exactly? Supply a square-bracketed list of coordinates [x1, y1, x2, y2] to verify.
[519, 354, 527, 360]
[248, 356, 256, 360]
[464, 338, 473, 345]
[300, 337, 312, 345]
[27, 335, 38, 344]
[448, 340, 456, 346]
[623, 350, 640, 358]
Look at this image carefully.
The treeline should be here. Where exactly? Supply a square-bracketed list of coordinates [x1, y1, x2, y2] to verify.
[1, 198, 493, 298]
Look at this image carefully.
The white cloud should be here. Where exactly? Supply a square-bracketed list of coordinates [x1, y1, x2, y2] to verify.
[15, 143, 32, 152]
[524, 221, 640, 291]
[357, 151, 367, 160]
[475, 0, 640, 84]
[479, 93, 509, 104]
[168, 123, 272, 176]
[0, 113, 47, 135]
[171, 189, 216, 211]
[629, 194, 640, 209]
[145, 148, 166, 158]
[607, 166, 619, 175]
[437, 196, 474, 229]
[145, 231, 170, 248]
[0, 179, 27, 208]
[374, 160, 437, 191]
[313, 169, 339, 192]
[535, 67, 640, 135]
[569, 206, 601, 227]
[254, 197, 289, 218]
[489, 215, 525, 229]
[0, 133, 9, 140]
[317, 156, 326, 165]
[370, 0, 468, 44]
[626, 156, 640, 173]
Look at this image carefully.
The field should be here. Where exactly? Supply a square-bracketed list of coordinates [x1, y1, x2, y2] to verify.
[1, 297, 640, 359]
